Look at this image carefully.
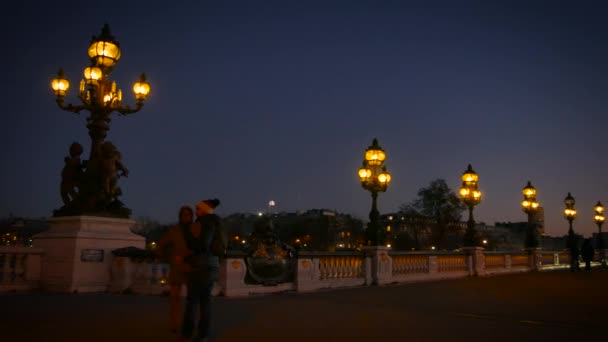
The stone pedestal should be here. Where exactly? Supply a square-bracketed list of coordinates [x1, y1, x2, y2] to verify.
[363, 246, 392, 285]
[33, 216, 144, 293]
[463, 247, 485, 276]
[296, 256, 321, 292]
[219, 256, 248, 296]
[526, 247, 542, 271]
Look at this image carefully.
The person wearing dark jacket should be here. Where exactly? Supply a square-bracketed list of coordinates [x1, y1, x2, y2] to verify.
[178, 198, 226, 342]
[581, 238, 595, 271]
[155, 205, 193, 333]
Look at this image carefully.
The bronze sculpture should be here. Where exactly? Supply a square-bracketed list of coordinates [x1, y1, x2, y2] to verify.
[244, 218, 296, 285]
[60, 142, 84, 206]
[55, 141, 131, 218]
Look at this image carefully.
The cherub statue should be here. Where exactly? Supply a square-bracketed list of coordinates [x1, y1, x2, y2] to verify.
[99, 141, 129, 201]
[60, 142, 84, 206]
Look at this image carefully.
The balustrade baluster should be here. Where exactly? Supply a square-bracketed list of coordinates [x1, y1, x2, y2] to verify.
[147, 261, 156, 284]
[331, 257, 338, 279]
[319, 257, 327, 280]
[14, 254, 25, 282]
[4, 254, 14, 283]
[1, 254, 10, 283]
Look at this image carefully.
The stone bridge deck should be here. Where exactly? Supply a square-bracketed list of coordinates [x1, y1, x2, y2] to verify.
[1, 269, 606, 341]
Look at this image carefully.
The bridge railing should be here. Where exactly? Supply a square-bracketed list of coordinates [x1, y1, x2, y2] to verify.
[4, 246, 605, 296]
[539, 251, 570, 270]
[0, 246, 44, 291]
[296, 251, 368, 292]
[388, 251, 469, 283]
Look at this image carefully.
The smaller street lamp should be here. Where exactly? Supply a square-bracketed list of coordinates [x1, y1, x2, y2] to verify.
[521, 181, 540, 248]
[564, 192, 579, 271]
[594, 201, 605, 267]
[459, 164, 482, 246]
[563, 192, 577, 235]
[358, 138, 392, 245]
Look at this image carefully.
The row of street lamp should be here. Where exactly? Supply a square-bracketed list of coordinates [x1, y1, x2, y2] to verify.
[48, 26, 604, 264]
[357, 139, 606, 260]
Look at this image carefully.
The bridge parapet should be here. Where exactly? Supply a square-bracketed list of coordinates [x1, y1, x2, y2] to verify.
[2, 246, 600, 296]
[0, 246, 44, 292]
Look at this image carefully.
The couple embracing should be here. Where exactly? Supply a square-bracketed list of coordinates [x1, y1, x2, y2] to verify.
[156, 199, 227, 342]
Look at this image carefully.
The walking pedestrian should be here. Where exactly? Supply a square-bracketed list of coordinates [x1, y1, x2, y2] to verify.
[581, 238, 595, 271]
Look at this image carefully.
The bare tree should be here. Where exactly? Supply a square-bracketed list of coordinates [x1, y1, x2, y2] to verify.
[399, 179, 465, 250]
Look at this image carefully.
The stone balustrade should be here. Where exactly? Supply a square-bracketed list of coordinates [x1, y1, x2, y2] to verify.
[296, 251, 368, 292]
[437, 253, 469, 273]
[3, 247, 604, 295]
[0, 246, 44, 291]
[110, 257, 170, 295]
[388, 251, 469, 283]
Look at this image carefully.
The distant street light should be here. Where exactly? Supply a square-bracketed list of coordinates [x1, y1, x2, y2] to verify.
[521, 181, 540, 249]
[459, 164, 482, 246]
[268, 200, 276, 215]
[50, 24, 151, 217]
[357, 138, 392, 245]
[563, 193, 577, 236]
[594, 201, 605, 267]
[564, 192, 578, 271]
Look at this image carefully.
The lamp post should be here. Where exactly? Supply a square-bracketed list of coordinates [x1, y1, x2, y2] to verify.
[357, 138, 392, 246]
[521, 181, 540, 249]
[50, 24, 151, 217]
[563, 192, 577, 236]
[594, 201, 605, 267]
[564, 193, 579, 271]
[459, 164, 482, 246]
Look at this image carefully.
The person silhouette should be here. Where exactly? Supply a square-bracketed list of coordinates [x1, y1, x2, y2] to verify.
[567, 233, 580, 272]
[155, 205, 194, 333]
[581, 238, 595, 271]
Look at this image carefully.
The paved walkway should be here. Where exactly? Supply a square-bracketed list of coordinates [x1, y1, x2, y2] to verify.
[1, 269, 607, 341]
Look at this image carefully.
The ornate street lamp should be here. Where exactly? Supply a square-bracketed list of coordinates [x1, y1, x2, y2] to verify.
[594, 201, 605, 267]
[50, 24, 151, 218]
[358, 138, 392, 245]
[521, 181, 540, 248]
[563, 192, 577, 235]
[459, 164, 482, 246]
[564, 193, 578, 270]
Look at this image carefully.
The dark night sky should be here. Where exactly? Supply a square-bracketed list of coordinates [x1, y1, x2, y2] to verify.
[2, 1, 608, 237]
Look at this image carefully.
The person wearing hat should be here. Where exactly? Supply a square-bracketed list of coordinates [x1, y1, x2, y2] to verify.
[155, 205, 194, 333]
[179, 198, 226, 342]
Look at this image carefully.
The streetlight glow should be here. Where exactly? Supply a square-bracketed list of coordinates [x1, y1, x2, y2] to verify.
[357, 138, 391, 245]
[521, 181, 540, 249]
[594, 201, 605, 267]
[564, 193, 577, 271]
[459, 164, 482, 246]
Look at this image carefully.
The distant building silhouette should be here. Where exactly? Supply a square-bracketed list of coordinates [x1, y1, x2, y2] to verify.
[0, 216, 48, 246]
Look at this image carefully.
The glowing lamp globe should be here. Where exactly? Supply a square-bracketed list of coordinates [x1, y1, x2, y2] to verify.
[51, 69, 70, 97]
